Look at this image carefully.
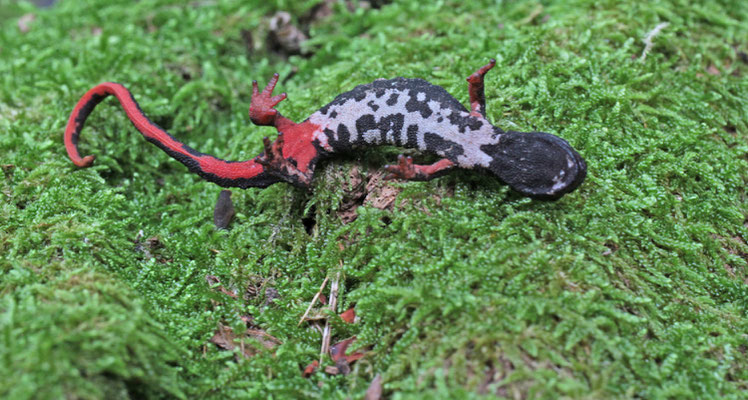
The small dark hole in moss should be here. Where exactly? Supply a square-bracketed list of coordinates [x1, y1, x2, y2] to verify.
[735, 51, 748, 64]
[124, 377, 149, 399]
[302, 205, 316, 235]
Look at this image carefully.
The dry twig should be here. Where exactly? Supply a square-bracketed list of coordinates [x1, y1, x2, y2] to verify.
[320, 270, 341, 363]
[640, 22, 669, 62]
[298, 277, 329, 325]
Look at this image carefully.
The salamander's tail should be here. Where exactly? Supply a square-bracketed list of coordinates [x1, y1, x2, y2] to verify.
[63, 82, 278, 188]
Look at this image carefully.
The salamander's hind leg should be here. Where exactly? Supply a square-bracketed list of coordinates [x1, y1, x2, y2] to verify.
[256, 132, 313, 187]
[384, 155, 456, 181]
[249, 73, 294, 129]
[466, 59, 496, 119]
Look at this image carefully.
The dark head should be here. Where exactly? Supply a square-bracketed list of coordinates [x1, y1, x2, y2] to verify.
[483, 131, 586, 200]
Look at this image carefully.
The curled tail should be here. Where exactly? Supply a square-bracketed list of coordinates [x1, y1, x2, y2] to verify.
[64, 82, 278, 188]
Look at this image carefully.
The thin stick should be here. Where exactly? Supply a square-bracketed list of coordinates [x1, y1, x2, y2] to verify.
[298, 277, 329, 326]
[320, 270, 341, 363]
[640, 22, 669, 62]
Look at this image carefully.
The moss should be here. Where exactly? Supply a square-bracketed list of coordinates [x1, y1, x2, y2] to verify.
[0, 266, 184, 399]
[1, 0, 746, 398]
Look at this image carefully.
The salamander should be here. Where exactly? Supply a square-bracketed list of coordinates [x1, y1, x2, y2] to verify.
[64, 60, 586, 200]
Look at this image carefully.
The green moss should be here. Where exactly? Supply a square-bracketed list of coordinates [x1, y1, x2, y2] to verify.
[0, 267, 184, 399]
[1, 0, 746, 398]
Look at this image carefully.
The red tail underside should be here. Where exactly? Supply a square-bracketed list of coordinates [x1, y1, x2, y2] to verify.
[64, 82, 267, 186]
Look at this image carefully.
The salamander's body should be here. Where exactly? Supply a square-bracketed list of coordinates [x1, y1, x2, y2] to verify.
[64, 60, 586, 200]
[311, 77, 498, 167]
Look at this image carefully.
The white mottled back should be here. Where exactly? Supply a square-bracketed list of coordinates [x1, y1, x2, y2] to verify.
[308, 78, 501, 169]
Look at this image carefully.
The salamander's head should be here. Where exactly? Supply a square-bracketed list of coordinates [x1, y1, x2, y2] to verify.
[482, 131, 586, 200]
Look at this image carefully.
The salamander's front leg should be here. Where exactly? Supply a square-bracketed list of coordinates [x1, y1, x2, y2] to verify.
[466, 59, 496, 119]
[384, 155, 456, 181]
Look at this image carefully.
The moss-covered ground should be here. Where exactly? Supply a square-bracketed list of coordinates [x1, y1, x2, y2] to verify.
[1, 0, 747, 398]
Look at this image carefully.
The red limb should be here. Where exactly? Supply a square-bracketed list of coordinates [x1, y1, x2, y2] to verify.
[466, 59, 496, 118]
[384, 155, 456, 181]
[249, 73, 294, 131]
[256, 132, 313, 186]
[250, 74, 321, 186]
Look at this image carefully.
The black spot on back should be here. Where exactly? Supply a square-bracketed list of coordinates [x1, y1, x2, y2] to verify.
[323, 127, 350, 152]
[405, 94, 432, 118]
[447, 111, 484, 133]
[406, 124, 419, 148]
[337, 124, 351, 143]
[353, 90, 367, 102]
[324, 128, 336, 141]
[386, 93, 399, 106]
[355, 114, 377, 139]
[378, 113, 404, 144]
[424, 132, 464, 159]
